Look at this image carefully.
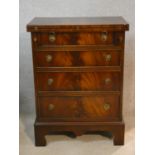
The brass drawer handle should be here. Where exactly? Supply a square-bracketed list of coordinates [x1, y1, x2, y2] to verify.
[48, 78, 54, 86]
[103, 103, 110, 111]
[33, 37, 37, 42]
[104, 78, 111, 84]
[48, 104, 55, 111]
[46, 55, 53, 62]
[34, 27, 38, 31]
[105, 54, 111, 62]
[119, 36, 123, 43]
[101, 32, 108, 41]
[49, 33, 56, 42]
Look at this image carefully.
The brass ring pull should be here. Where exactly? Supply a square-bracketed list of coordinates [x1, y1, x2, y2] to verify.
[33, 37, 37, 42]
[103, 103, 110, 111]
[48, 104, 55, 111]
[101, 32, 108, 41]
[34, 27, 38, 31]
[46, 55, 53, 62]
[104, 78, 111, 84]
[49, 33, 56, 42]
[48, 78, 54, 86]
[105, 54, 111, 62]
[119, 36, 123, 43]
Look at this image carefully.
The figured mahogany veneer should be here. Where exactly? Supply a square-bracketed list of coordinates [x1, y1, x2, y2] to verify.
[36, 72, 121, 91]
[35, 50, 121, 67]
[38, 95, 120, 121]
[36, 32, 123, 46]
[27, 17, 129, 146]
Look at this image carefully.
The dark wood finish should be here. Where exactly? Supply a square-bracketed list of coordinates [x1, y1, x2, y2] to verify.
[38, 95, 120, 121]
[27, 17, 129, 32]
[36, 66, 121, 72]
[34, 121, 125, 146]
[32, 32, 124, 52]
[35, 32, 123, 46]
[27, 17, 129, 146]
[35, 50, 121, 67]
[36, 45, 123, 51]
[38, 91, 121, 96]
[36, 72, 120, 91]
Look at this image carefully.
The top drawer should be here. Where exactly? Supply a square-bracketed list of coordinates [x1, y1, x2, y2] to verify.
[33, 32, 124, 46]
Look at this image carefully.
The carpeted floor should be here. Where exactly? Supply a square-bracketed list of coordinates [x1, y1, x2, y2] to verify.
[19, 113, 134, 155]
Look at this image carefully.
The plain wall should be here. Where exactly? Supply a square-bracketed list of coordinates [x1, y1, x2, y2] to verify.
[19, 0, 135, 125]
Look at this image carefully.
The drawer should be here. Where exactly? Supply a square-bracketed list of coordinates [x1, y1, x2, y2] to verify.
[35, 51, 121, 67]
[36, 72, 120, 91]
[34, 32, 123, 46]
[38, 95, 120, 121]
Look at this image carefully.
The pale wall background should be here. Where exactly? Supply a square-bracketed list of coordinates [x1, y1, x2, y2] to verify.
[19, 0, 134, 151]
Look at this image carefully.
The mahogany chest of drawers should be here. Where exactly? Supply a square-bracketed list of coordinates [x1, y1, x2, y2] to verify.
[27, 17, 129, 146]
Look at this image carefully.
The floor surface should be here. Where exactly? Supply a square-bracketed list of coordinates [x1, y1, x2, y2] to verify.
[19, 114, 134, 155]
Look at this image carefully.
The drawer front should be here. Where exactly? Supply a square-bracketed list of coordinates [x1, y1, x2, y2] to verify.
[35, 32, 123, 46]
[35, 51, 121, 67]
[38, 95, 120, 121]
[36, 72, 120, 91]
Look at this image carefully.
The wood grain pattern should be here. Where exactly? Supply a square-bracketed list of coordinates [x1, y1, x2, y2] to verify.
[27, 17, 129, 146]
[34, 32, 124, 46]
[35, 50, 121, 67]
[36, 72, 120, 91]
[27, 17, 129, 32]
[38, 95, 120, 121]
[34, 121, 125, 146]
[36, 66, 121, 72]
[39, 32, 113, 45]
[36, 45, 123, 52]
